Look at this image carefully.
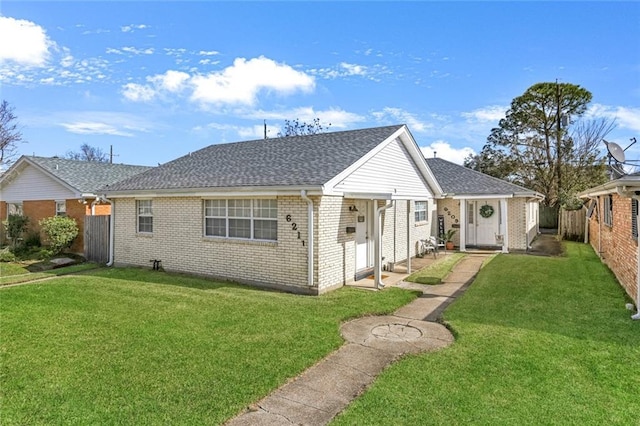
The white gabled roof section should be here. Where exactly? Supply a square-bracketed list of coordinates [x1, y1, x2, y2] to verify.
[0, 158, 78, 201]
[324, 125, 441, 199]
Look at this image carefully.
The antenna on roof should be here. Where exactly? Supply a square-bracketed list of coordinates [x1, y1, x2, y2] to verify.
[604, 137, 639, 179]
[109, 145, 119, 164]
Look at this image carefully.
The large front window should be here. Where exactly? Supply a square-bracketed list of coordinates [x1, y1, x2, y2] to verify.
[204, 199, 277, 241]
[137, 200, 153, 233]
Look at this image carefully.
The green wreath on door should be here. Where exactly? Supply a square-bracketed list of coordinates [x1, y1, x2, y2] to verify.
[479, 204, 494, 218]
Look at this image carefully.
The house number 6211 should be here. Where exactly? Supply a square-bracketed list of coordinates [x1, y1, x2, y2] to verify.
[286, 214, 305, 246]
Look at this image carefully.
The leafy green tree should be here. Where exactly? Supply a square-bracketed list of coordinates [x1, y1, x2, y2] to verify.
[466, 82, 610, 206]
[2, 214, 29, 249]
[39, 216, 79, 255]
[277, 118, 330, 137]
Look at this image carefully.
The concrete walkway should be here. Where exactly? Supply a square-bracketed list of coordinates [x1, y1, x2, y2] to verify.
[225, 253, 490, 426]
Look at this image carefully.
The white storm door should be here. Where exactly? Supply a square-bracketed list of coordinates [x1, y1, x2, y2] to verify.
[355, 201, 372, 271]
[466, 201, 476, 246]
[476, 200, 500, 245]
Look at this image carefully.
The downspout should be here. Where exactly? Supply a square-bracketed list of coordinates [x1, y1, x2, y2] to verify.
[375, 200, 394, 289]
[101, 196, 115, 267]
[90, 197, 99, 216]
[300, 190, 314, 288]
[406, 200, 411, 274]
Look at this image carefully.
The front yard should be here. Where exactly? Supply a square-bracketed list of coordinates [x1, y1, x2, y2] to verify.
[334, 242, 640, 425]
[1, 242, 638, 425]
[0, 268, 416, 425]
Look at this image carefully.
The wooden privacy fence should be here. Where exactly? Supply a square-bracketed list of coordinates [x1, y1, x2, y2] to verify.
[539, 205, 559, 229]
[84, 215, 110, 263]
[558, 208, 586, 241]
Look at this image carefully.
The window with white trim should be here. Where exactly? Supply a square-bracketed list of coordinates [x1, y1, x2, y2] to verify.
[414, 201, 428, 223]
[603, 195, 613, 227]
[204, 199, 277, 241]
[55, 201, 66, 217]
[137, 200, 153, 233]
[7, 203, 23, 217]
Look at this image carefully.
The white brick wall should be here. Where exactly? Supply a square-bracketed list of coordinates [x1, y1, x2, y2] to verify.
[114, 196, 311, 292]
[113, 194, 436, 294]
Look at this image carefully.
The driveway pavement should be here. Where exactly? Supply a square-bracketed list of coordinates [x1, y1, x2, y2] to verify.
[225, 253, 490, 426]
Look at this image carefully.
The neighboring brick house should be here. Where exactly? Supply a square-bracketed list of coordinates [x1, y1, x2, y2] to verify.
[0, 156, 150, 253]
[425, 157, 543, 252]
[580, 175, 640, 317]
[104, 125, 441, 294]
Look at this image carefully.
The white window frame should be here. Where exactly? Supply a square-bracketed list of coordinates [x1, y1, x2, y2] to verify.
[603, 195, 613, 227]
[55, 200, 66, 217]
[414, 201, 428, 223]
[137, 200, 153, 234]
[7, 202, 23, 217]
[203, 199, 277, 241]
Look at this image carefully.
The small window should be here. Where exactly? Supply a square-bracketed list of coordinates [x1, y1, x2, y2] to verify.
[415, 201, 428, 223]
[137, 200, 153, 233]
[603, 195, 613, 227]
[632, 199, 638, 241]
[55, 201, 66, 217]
[7, 203, 23, 217]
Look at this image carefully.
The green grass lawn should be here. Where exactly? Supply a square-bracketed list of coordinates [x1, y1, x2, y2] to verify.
[405, 252, 467, 284]
[0, 263, 100, 286]
[334, 242, 640, 425]
[0, 268, 417, 425]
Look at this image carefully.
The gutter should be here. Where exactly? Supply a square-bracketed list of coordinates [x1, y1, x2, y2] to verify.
[300, 190, 314, 288]
[374, 200, 395, 289]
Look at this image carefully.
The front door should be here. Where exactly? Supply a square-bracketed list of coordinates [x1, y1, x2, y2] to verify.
[355, 201, 372, 271]
[476, 200, 500, 246]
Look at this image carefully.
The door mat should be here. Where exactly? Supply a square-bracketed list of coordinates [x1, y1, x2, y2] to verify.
[366, 275, 389, 280]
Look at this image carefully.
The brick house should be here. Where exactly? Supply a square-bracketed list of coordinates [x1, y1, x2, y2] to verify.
[103, 124, 543, 294]
[579, 175, 640, 318]
[0, 156, 150, 253]
[426, 157, 543, 252]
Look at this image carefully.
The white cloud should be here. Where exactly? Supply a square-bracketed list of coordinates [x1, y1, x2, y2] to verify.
[199, 50, 219, 56]
[121, 46, 154, 55]
[60, 122, 133, 137]
[340, 62, 367, 76]
[246, 107, 364, 129]
[190, 56, 315, 106]
[149, 70, 190, 92]
[121, 24, 148, 33]
[586, 103, 640, 133]
[420, 141, 475, 165]
[462, 105, 506, 123]
[372, 107, 432, 132]
[122, 83, 157, 102]
[0, 16, 53, 66]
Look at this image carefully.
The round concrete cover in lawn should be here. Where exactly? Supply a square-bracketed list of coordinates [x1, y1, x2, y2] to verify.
[340, 315, 454, 356]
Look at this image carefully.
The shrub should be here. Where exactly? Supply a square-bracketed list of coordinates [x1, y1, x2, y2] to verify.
[39, 216, 79, 255]
[0, 247, 17, 262]
[2, 214, 29, 249]
[24, 232, 41, 248]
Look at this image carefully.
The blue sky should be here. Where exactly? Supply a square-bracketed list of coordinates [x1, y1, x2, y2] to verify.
[1, 1, 639, 168]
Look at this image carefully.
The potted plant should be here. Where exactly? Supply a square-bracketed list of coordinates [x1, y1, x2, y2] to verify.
[441, 229, 457, 250]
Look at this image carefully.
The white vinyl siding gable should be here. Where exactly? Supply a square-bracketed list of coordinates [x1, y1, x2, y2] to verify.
[332, 138, 433, 199]
[1, 164, 76, 201]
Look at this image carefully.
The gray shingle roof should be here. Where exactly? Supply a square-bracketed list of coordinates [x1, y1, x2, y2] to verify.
[105, 125, 405, 192]
[28, 156, 152, 194]
[425, 157, 538, 196]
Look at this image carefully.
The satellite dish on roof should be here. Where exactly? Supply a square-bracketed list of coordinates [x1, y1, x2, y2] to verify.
[604, 140, 626, 163]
